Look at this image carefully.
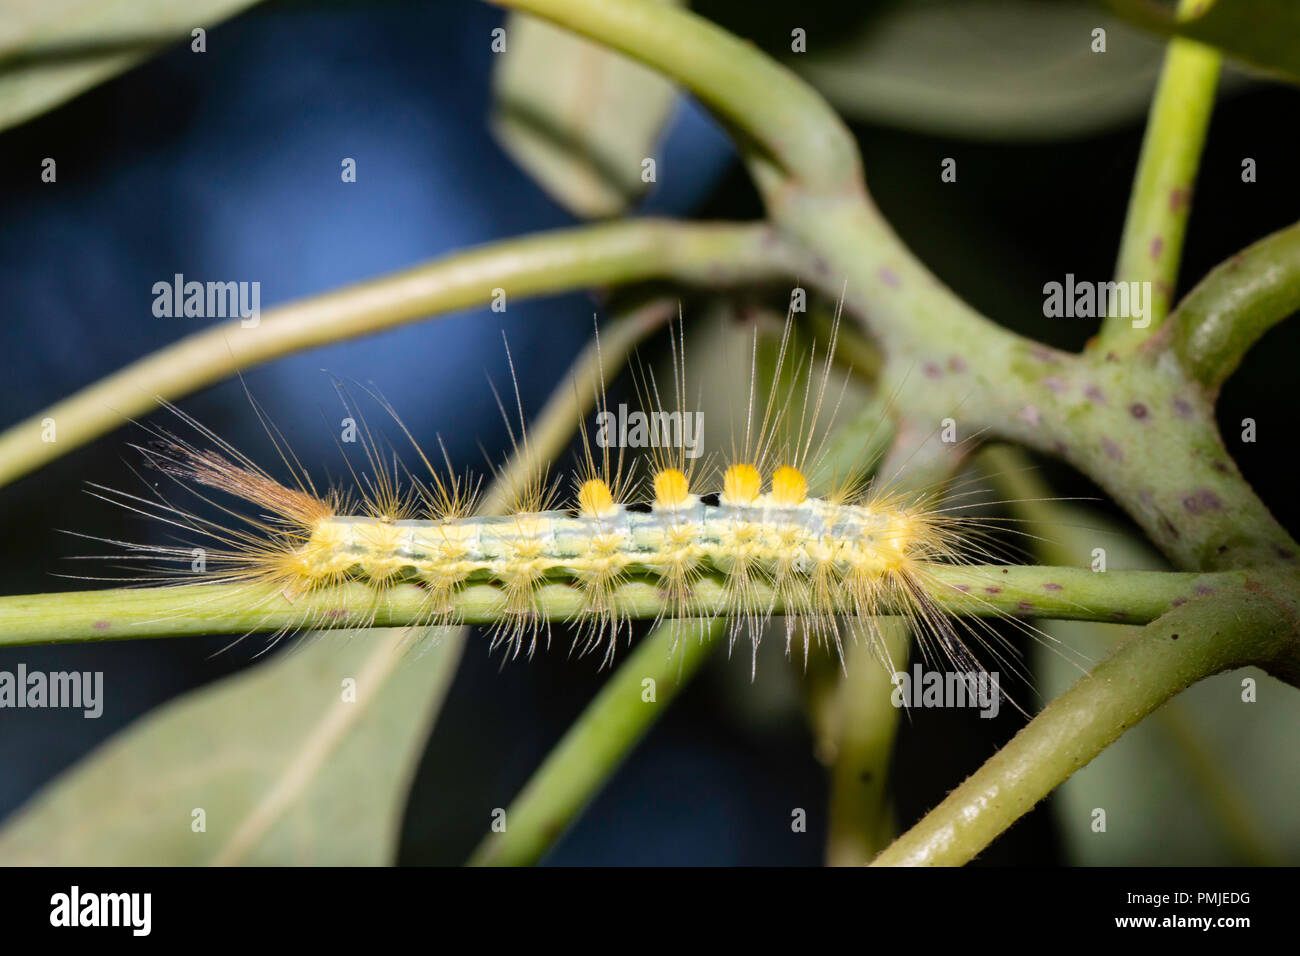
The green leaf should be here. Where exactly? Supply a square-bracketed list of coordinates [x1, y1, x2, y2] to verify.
[790, 0, 1168, 140]
[1108, 0, 1300, 85]
[0, 628, 463, 865]
[0, 0, 265, 133]
[491, 6, 683, 218]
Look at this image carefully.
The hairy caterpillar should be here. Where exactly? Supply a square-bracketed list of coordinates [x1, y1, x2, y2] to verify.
[76, 313, 1038, 683]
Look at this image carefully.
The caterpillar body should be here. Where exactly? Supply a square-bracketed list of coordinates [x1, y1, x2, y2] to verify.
[129, 433, 956, 657]
[84, 315, 1027, 680]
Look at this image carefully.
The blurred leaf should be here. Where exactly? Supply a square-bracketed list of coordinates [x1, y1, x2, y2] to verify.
[491, 5, 683, 219]
[1109, 0, 1300, 85]
[0, 0, 265, 133]
[792, 0, 1168, 140]
[1031, 510, 1300, 865]
[0, 628, 462, 864]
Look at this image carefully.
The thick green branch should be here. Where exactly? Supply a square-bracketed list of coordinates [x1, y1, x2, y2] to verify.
[468, 617, 724, 866]
[0, 566, 1244, 647]
[784, 193, 1034, 383]
[867, 335, 1297, 572]
[1098, 0, 1222, 352]
[0, 219, 792, 489]
[872, 584, 1295, 866]
[1167, 219, 1300, 390]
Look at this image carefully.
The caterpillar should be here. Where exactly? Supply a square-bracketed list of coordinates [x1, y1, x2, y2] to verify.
[77, 313, 1035, 682]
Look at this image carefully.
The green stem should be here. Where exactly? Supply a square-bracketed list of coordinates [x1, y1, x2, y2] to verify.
[1168, 219, 1300, 390]
[1097, 0, 1222, 352]
[0, 220, 791, 488]
[468, 617, 724, 866]
[0, 566, 1243, 647]
[871, 584, 1295, 866]
[822, 620, 909, 866]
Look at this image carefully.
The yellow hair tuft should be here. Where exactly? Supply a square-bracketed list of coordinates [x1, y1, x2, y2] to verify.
[652, 468, 691, 509]
[721, 463, 762, 505]
[577, 478, 618, 518]
[769, 465, 808, 506]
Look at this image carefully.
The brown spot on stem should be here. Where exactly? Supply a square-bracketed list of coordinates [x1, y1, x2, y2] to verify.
[1129, 402, 1149, 420]
[1150, 236, 1164, 259]
[1043, 582, 1063, 591]
[1084, 384, 1106, 404]
[93, 620, 111, 631]
[1182, 489, 1223, 514]
[948, 356, 968, 373]
[1172, 397, 1194, 419]
[879, 266, 901, 289]
[1102, 438, 1123, 461]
